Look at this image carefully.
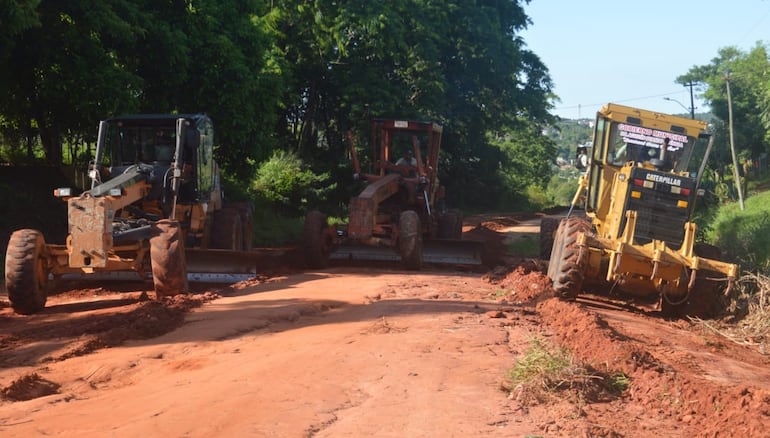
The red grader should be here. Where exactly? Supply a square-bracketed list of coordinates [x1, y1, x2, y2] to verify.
[543, 103, 739, 317]
[303, 118, 482, 269]
[5, 114, 262, 314]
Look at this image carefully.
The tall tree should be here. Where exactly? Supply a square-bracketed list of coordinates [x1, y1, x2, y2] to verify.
[680, 44, 770, 168]
[0, 0, 284, 177]
[273, 0, 555, 208]
[177, 0, 285, 179]
[0, 2, 157, 163]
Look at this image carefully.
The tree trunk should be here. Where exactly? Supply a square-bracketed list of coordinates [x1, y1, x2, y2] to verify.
[36, 114, 63, 165]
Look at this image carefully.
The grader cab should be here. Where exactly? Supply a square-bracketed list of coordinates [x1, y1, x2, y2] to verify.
[545, 103, 738, 316]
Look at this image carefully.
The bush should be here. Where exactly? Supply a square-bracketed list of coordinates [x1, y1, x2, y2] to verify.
[707, 191, 770, 272]
[545, 171, 580, 207]
[251, 150, 334, 216]
[251, 206, 304, 246]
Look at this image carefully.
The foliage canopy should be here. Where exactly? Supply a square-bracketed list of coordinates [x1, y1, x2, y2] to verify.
[0, 0, 556, 210]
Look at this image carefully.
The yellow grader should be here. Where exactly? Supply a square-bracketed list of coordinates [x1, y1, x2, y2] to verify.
[544, 103, 738, 316]
[5, 114, 261, 314]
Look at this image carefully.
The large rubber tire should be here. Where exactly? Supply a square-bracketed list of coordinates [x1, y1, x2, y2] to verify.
[452, 211, 464, 239]
[303, 210, 332, 268]
[438, 210, 462, 239]
[398, 210, 423, 270]
[150, 220, 188, 298]
[539, 217, 560, 260]
[229, 202, 254, 251]
[547, 217, 590, 300]
[210, 208, 244, 250]
[5, 229, 49, 314]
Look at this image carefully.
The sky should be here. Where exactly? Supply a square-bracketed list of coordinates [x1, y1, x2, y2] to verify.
[521, 1, 770, 119]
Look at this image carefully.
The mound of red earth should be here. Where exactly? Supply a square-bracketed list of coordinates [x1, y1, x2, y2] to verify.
[486, 263, 770, 437]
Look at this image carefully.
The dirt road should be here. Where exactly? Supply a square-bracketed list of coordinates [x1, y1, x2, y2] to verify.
[2, 214, 770, 437]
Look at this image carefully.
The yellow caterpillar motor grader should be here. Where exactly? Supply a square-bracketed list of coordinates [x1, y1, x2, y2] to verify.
[303, 118, 482, 269]
[545, 103, 738, 316]
[5, 114, 259, 314]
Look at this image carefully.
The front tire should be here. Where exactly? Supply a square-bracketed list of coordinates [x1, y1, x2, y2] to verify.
[5, 229, 50, 314]
[438, 209, 463, 239]
[150, 220, 188, 298]
[303, 210, 332, 268]
[211, 208, 244, 250]
[547, 217, 590, 299]
[399, 210, 423, 270]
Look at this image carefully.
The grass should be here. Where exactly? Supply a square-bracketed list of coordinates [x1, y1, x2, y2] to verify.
[505, 234, 540, 258]
[707, 190, 770, 272]
[507, 337, 573, 390]
[251, 209, 304, 246]
[504, 337, 630, 408]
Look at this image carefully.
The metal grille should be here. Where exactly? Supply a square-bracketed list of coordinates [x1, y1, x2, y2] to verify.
[622, 169, 696, 250]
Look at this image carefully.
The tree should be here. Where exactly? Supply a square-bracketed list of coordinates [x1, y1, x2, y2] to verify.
[491, 122, 557, 201]
[680, 44, 770, 171]
[0, 0, 557, 211]
[0, 0, 284, 178]
[272, 0, 555, 209]
[0, 1, 155, 163]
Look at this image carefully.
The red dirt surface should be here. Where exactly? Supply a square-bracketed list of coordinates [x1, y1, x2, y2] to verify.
[1, 213, 769, 437]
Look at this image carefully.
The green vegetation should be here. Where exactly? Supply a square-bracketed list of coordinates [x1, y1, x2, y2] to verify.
[2, 2, 770, 271]
[543, 119, 593, 163]
[0, 0, 555, 214]
[250, 208, 304, 247]
[707, 190, 770, 272]
[504, 337, 629, 406]
[506, 235, 539, 258]
[251, 150, 333, 217]
[507, 338, 573, 390]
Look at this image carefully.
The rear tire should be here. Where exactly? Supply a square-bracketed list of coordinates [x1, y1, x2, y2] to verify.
[229, 202, 254, 251]
[438, 209, 463, 239]
[150, 220, 188, 298]
[5, 229, 49, 314]
[304, 210, 332, 268]
[547, 217, 590, 299]
[399, 210, 423, 270]
[211, 208, 244, 250]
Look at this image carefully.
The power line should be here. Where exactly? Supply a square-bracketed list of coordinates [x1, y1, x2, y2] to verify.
[735, 4, 770, 48]
[553, 90, 696, 113]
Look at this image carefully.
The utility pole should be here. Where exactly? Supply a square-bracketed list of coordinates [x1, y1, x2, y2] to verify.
[725, 71, 745, 210]
[685, 81, 696, 119]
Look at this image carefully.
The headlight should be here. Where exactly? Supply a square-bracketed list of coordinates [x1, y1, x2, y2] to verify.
[54, 187, 72, 197]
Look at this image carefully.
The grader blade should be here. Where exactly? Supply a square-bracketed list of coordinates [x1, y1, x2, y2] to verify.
[329, 239, 484, 266]
[184, 248, 291, 282]
[424, 240, 484, 265]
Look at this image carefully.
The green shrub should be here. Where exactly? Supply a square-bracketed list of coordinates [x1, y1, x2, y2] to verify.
[504, 337, 629, 406]
[707, 191, 770, 272]
[251, 150, 334, 216]
[251, 205, 304, 246]
[545, 170, 580, 207]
